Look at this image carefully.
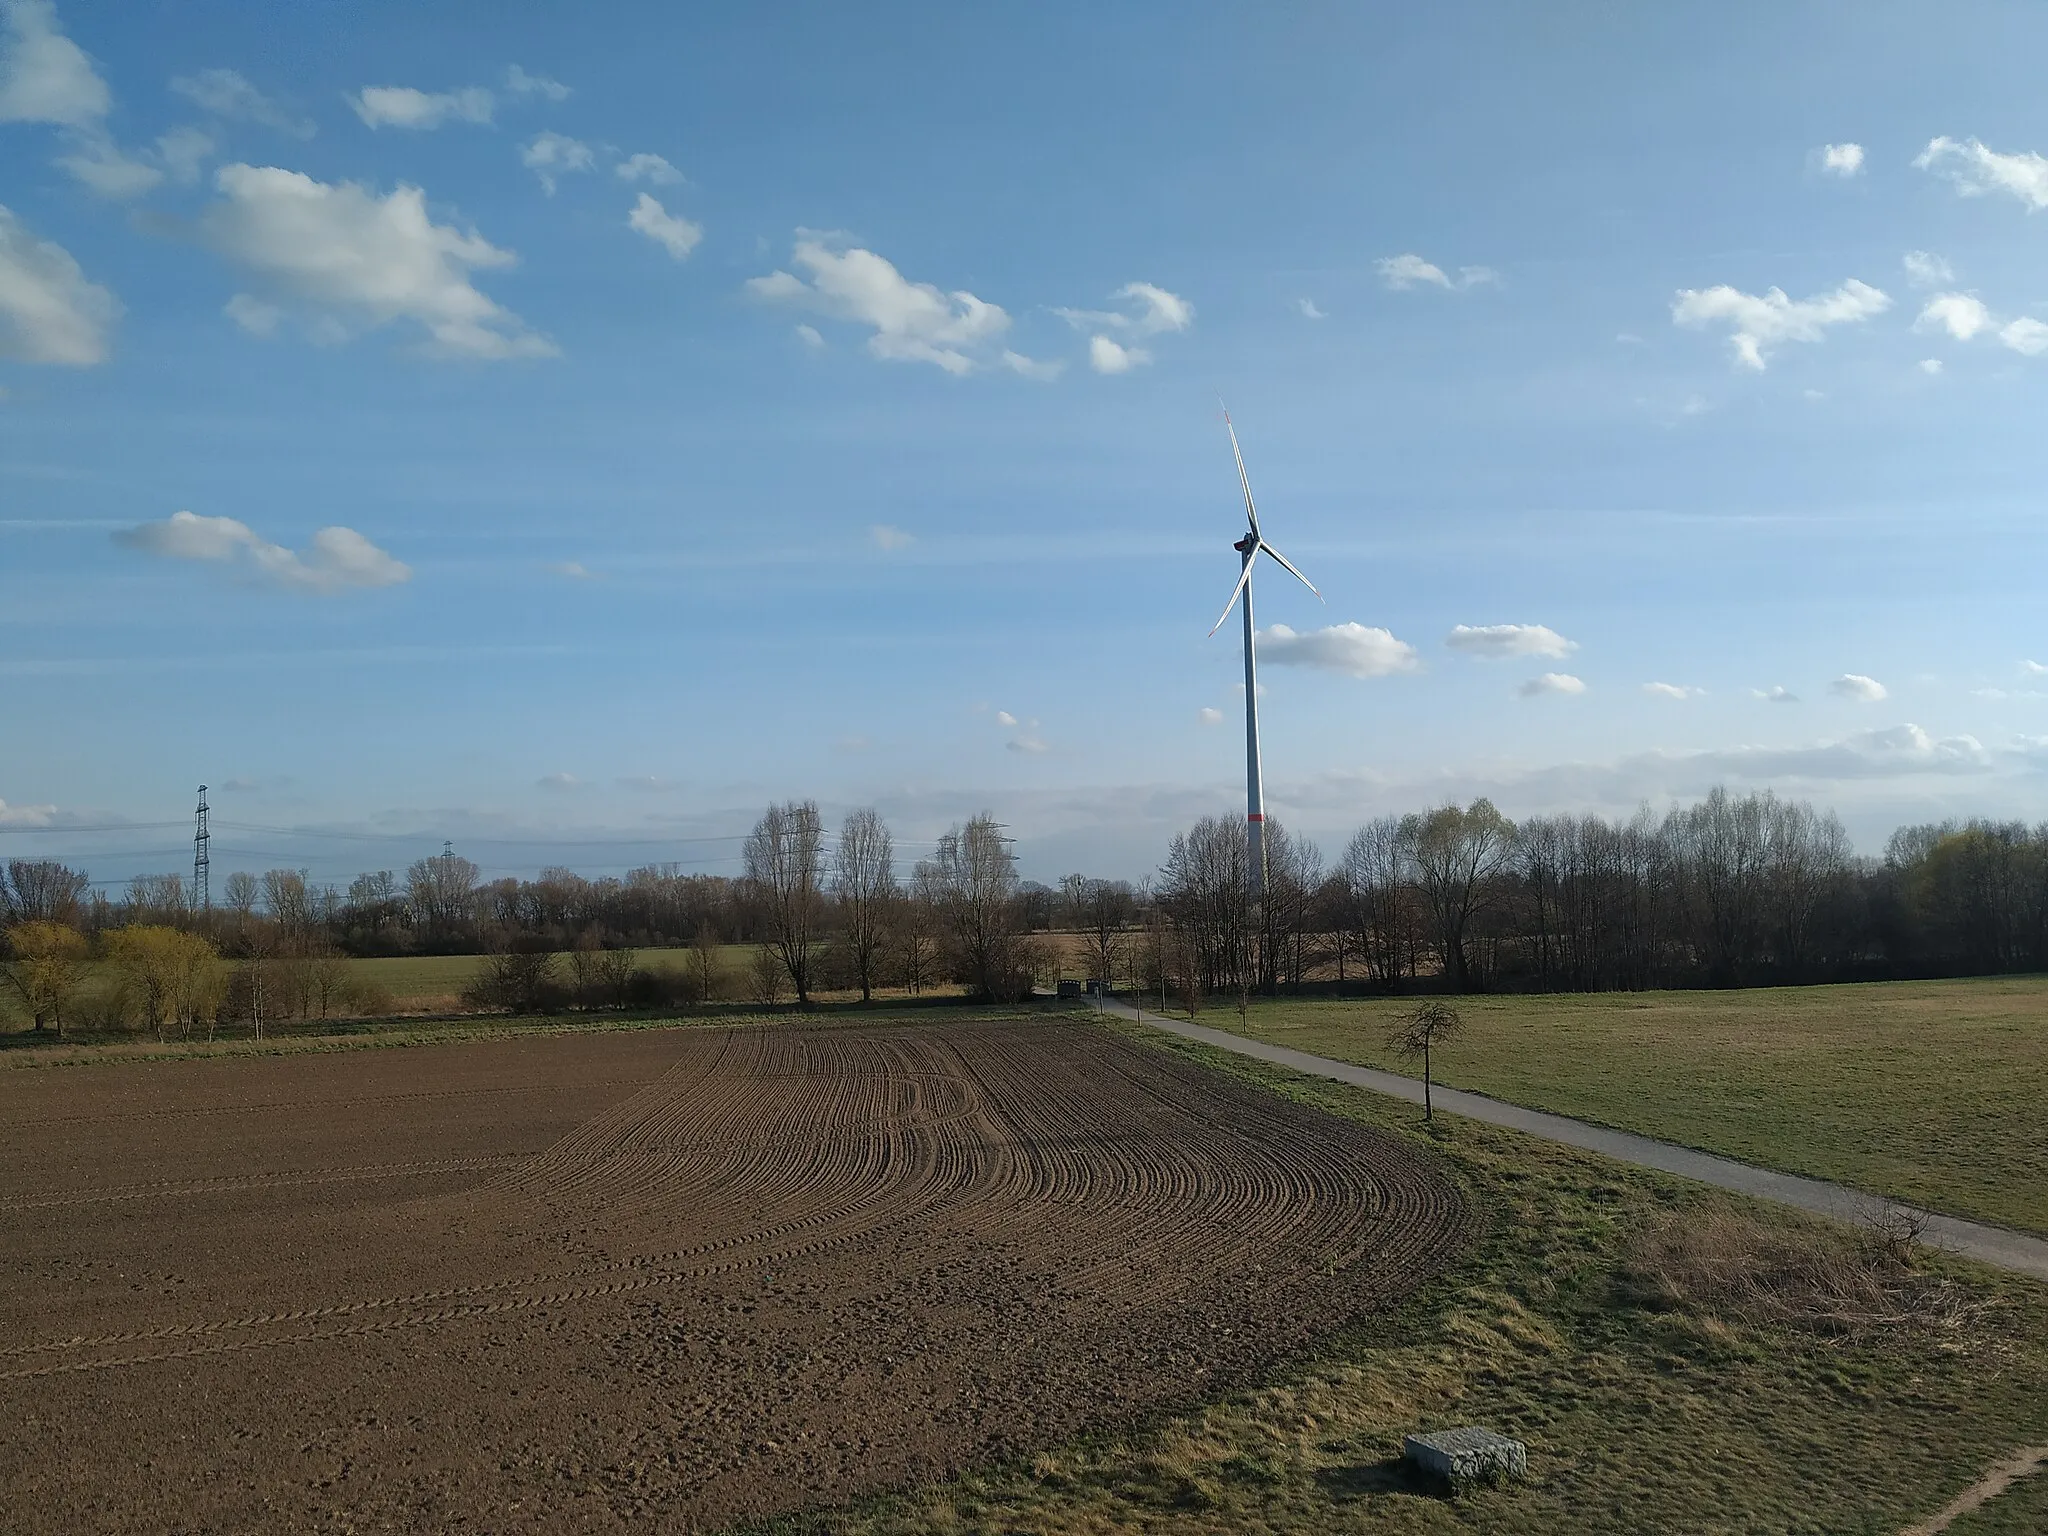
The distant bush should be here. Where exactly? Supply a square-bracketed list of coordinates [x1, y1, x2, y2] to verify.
[463, 945, 567, 1015]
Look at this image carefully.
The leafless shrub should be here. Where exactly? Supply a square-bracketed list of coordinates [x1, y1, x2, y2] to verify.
[1623, 1209, 1986, 1344]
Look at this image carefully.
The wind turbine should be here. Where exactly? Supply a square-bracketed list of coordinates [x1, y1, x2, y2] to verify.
[1209, 409, 1322, 904]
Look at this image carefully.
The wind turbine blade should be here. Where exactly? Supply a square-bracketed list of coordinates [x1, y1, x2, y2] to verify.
[1222, 410, 1262, 539]
[1258, 541, 1323, 601]
[1207, 558, 1255, 637]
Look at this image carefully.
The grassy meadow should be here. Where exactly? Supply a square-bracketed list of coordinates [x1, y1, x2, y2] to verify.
[1180, 977, 2048, 1238]
[736, 1023, 2048, 1536]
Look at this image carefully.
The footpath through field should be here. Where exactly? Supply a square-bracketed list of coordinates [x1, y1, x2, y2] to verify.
[1098, 997, 2048, 1284]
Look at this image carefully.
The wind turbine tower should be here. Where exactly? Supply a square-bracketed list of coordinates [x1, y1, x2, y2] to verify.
[1209, 411, 1321, 904]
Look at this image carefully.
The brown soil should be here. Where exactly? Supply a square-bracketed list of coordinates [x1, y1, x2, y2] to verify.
[0, 1017, 1471, 1533]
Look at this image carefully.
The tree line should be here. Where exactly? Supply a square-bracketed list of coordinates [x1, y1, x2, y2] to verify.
[0, 806, 1065, 1032]
[1154, 787, 2048, 997]
[8, 785, 2047, 1032]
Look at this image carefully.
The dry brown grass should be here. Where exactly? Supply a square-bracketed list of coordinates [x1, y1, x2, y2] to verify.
[1622, 1207, 1988, 1345]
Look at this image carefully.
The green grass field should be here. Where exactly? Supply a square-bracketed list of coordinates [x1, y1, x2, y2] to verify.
[1185, 976, 2048, 1238]
[740, 1023, 2048, 1535]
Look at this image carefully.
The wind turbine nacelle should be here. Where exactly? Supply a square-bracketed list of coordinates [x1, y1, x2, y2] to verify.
[1233, 535, 1256, 554]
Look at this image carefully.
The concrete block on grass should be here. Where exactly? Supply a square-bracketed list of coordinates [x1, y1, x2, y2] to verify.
[1404, 1426, 1527, 1487]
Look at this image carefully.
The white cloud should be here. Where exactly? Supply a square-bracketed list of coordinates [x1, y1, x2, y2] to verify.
[199, 164, 554, 360]
[552, 560, 596, 579]
[537, 771, 579, 789]
[1830, 673, 1889, 702]
[521, 131, 593, 193]
[1918, 357, 1943, 375]
[1715, 724, 1988, 779]
[54, 135, 160, 197]
[1643, 682, 1703, 700]
[155, 125, 215, 183]
[1903, 250, 1953, 287]
[2000, 317, 2048, 356]
[223, 292, 281, 335]
[1377, 253, 1449, 289]
[1257, 622, 1419, 678]
[1053, 282, 1194, 338]
[1916, 291, 1992, 341]
[1817, 142, 1864, 176]
[1376, 253, 1495, 292]
[1915, 136, 2048, 211]
[1298, 297, 1325, 320]
[794, 323, 823, 348]
[999, 349, 1061, 380]
[626, 192, 701, 259]
[1520, 672, 1586, 697]
[0, 797, 58, 826]
[1114, 281, 1192, 335]
[350, 84, 494, 130]
[990, 708, 1047, 752]
[115, 510, 411, 592]
[0, 0, 107, 128]
[2025, 660, 2048, 677]
[868, 523, 913, 550]
[746, 234, 1011, 375]
[0, 3, 167, 199]
[1199, 706, 1224, 725]
[170, 68, 313, 136]
[1754, 685, 1800, 704]
[0, 204, 117, 364]
[504, 65, 570, 102]
[1445, 622, 1577, 660]
[1671, 278, 1890, 370]
[1088, 334, 1147, 373]
[616, 152, 681, 185]
[1052, 282, 1192, 371]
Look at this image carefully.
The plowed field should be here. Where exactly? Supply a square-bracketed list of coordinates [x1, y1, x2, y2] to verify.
[0, 1018, 1471, 1533]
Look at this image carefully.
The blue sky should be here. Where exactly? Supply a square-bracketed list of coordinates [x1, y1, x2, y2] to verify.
[4, 0, 2048, 888]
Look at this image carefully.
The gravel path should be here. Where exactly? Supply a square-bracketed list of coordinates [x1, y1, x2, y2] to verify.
[1099, 997, 2048, 1283]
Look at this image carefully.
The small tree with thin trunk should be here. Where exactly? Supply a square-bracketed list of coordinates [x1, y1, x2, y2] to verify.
[1387, 999, 1463, 1122]
[689, 925, 721, 1005]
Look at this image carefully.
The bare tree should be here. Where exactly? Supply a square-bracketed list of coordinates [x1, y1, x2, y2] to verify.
[263, 868, 311, 939]
[743, 801, 825, 1004]
[593, 946, 637, 1008]
[689, 925, 722, 1005]
[923, 812, 1027, 1000]
[749, 944, 785, 1006]
[1075, 878, 1135, 990]
[407, 850, 480, 949]
[892, 880, 940, 996]
[834, 807, 896, 1003]
[305, 941, 352, 1020]
[1158, 816, 1251, 997]
[1387, 999, 1464, 1121]
[5, 860, 89, 925]
[1408, 799, 1515, 991]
